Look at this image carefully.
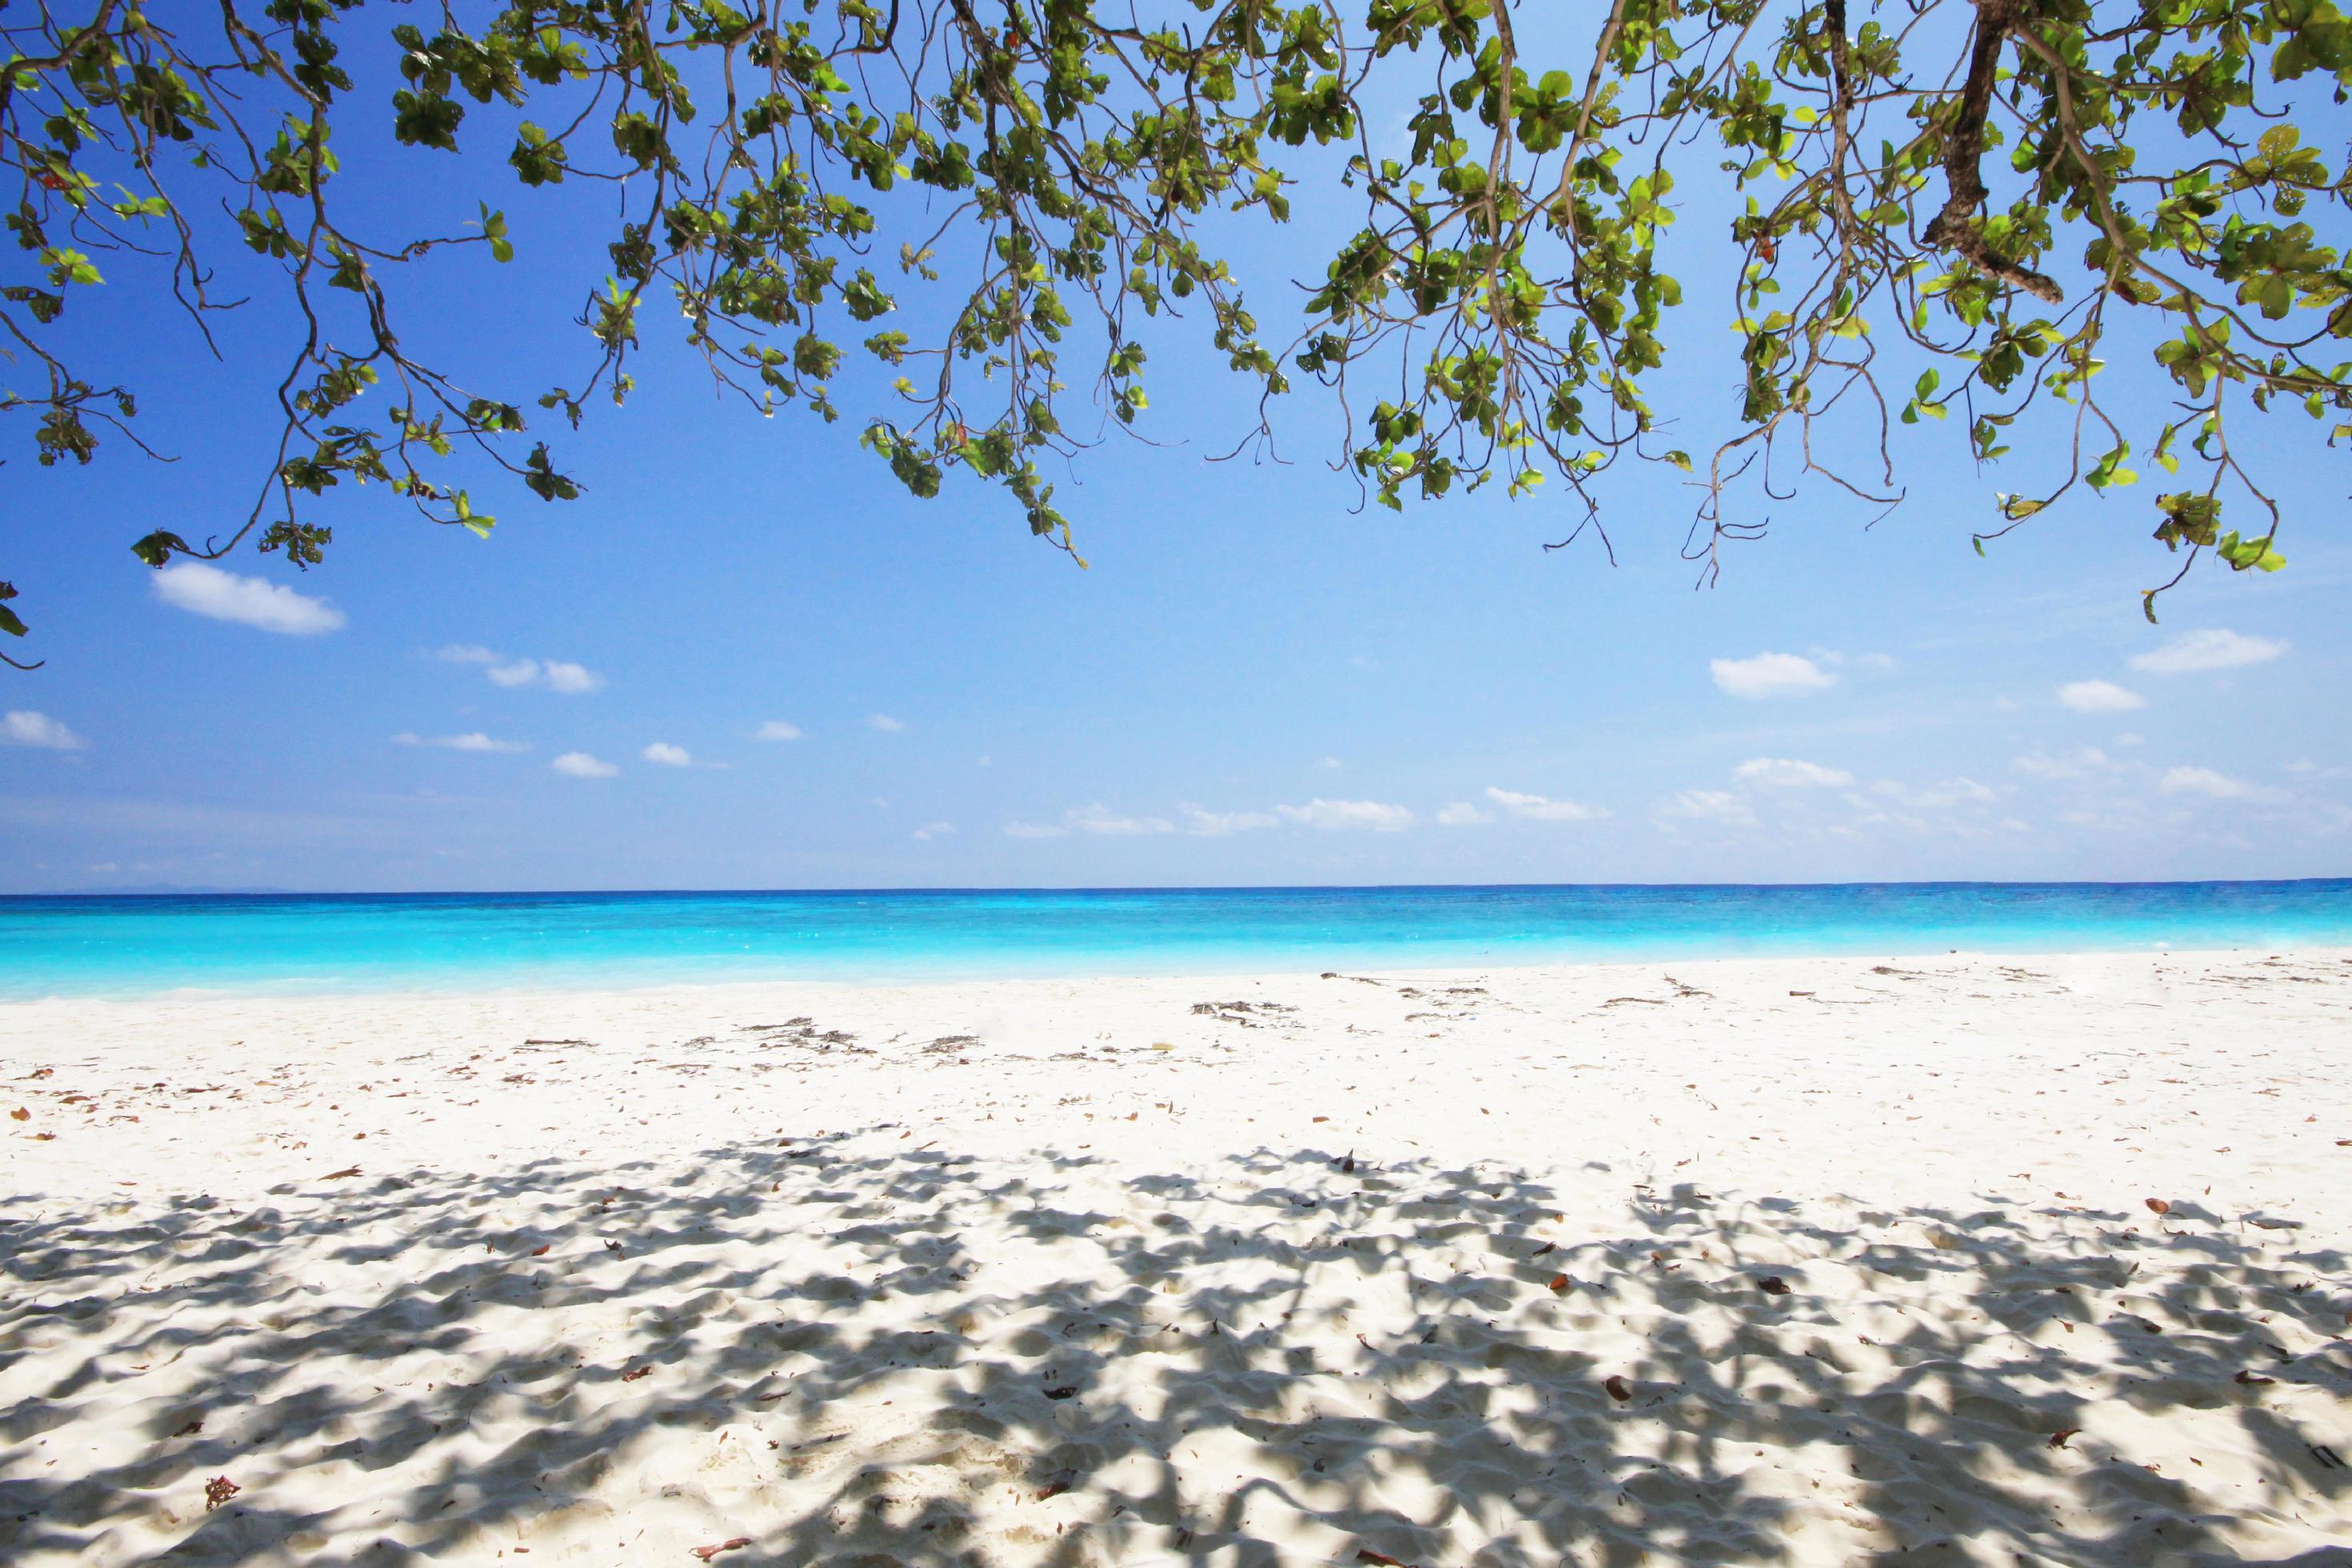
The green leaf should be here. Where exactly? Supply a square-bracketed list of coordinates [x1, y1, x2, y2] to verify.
[523, 442, 579, 502]
[2216, 530, 2285, 572]
[452, 492, 494, 538]
[478, 204, 513, 263]
[41, 247, 102, 286]
[130, 530, 188, 568]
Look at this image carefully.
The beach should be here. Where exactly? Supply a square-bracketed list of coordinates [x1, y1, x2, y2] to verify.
[5, 947, 2350, 1564]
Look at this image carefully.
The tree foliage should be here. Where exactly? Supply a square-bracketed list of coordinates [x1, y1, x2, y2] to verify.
[4, 0, 2348, 665]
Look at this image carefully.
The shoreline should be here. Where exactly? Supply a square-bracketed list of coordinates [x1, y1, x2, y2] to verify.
[6, 947, 2349, 1563]
[7, 936, 2350, 1008]
[10, 878, 2352, 1007]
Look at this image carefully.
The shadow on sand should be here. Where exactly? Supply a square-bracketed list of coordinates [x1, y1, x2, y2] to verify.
[4, 1137, 2348, 1566]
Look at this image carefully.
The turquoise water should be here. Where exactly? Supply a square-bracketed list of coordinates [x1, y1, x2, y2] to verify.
[2, 882, 2350, 1000]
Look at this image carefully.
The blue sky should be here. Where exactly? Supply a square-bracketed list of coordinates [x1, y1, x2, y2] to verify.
[4, 30, 2346, 892]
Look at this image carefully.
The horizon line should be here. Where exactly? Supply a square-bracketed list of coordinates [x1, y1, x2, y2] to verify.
[10, 875, 2352, 901]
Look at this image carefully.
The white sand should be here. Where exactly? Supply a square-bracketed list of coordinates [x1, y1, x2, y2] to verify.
[4, 949, 2350, 1566]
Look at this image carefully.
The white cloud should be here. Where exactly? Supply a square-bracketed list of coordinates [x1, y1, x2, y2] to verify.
[2058, 679, 2146, 714]
[1318, 756, 1342, 770]
[1181, 805, 1278, 836]
[154, 563, 344, 636]
[913, 821, 955, 841]
[394, 731, 528, 754]
[1710, 652, 1835, 698]
[1485, 786, 1606, 822]
[2011, 747, 2109, 781]
[498, 658, 601, 693]
[551, 751, 618, 778]
[1278, 798, 1415, 831]
[2130, 629, 2288, 676]
[1874, 777, 1998, 809]
[642, 742, 690, 767]
[2, 710, 86, 750]
[2158, 766, 2257, 800]
[1069, 803, 1175, 836]
[1003, 803, 1202, 838]
[1733, 758, 1854, 789]
[1663, 789, 1756, 826]
[451, 649, 605, 693]
[866, 714, 906, 733]
[1435, 801, 1491, 826]
[1004, 798, 1412, 837]
[754, 721, 803, 742]
[1807, 649, 1896, 673]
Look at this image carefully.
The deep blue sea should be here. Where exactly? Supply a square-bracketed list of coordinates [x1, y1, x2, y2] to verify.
[2, 882, 2350, 1000]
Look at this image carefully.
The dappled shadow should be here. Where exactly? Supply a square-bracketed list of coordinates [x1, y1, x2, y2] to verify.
[4, 1137, 2350, 1565]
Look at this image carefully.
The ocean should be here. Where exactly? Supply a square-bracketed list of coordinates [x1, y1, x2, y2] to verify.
[3, 881, 2350, 1000]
